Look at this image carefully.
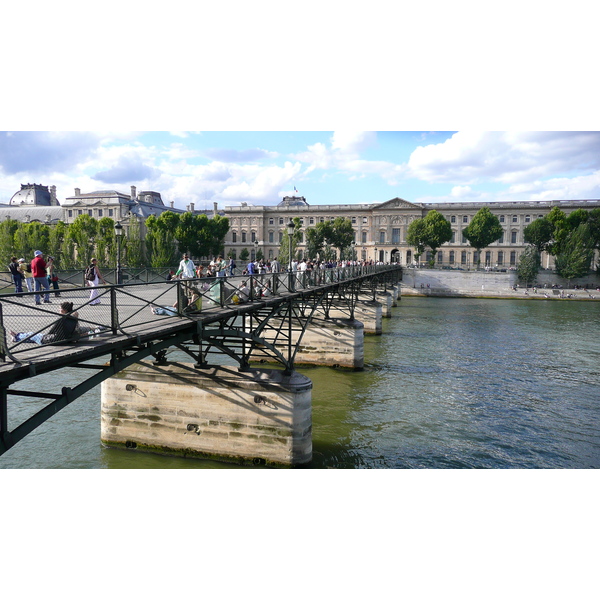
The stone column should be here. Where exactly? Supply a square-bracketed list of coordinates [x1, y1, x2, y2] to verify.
[101, 363, 313, 467]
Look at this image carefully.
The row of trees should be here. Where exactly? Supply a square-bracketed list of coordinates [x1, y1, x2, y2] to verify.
[1, 212, 230, 270]
[519, 206, 600, 282]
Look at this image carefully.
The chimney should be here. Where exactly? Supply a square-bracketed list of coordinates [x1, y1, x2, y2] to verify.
[74, 188, 80, 196]
[50, 185, 57, 205]
[131, 185, 137, 199]
[190, 202, 195, 212]
[170, 201, 174, 208]
[213, 202, 218, 215]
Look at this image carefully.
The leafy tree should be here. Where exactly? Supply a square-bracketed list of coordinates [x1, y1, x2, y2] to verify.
[0, 218, 19, 265]
[523, 217, 554, 254]
[462, 207, 503, 266]
[125, 214, 145, 267]
[305, 226, 326, 260]
[48, 221, 69, 267]
[327, 217, 354, 258]
[422, 210, 452, 265]
[95, 217, 116, 266]
[66, 214, 99, 266]
[554, 223, 594, 282]
[145, 213, 179, 268]
[239, 247, 249, 262]
[406, 218, 427, 263]
[517, 246, 540, 285]
[206, 214, 230, 258]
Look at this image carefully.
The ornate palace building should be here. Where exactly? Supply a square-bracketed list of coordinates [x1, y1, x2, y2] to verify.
[223, 196, 600, 269]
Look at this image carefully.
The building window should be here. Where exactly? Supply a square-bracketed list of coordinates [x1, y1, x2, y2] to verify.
[279, 218, 284, 225]
[320, 217, 324, 223]
[278, 232, 283, 243]
[511, 230, 517, 244]
[269, 218, 274, 225]
[232, 232, 237, 243]
[510, 251, 517, 265]
[309, 217, 314, 225]
[362, 216, 368, 224]
[251, 232, 256, 242]
[451, 215, 456, 223]
[449, 251, 455, 264]
[498, 251, 504, 265]
[392, 228, 400, 244]
[425, 251, 432, 263]
[351, 217, 356, 224]
[485, 251, 491, 266]
[525, 215, 531, 223]
[108, 209, 113, 217]
[88, 210, 93, 216]
[512, 215, 518, 223]
[463, 215, 468, 223]
[450, 231, 456, 244]
[437, 251, 443, 264]
[461, 251, 467, 264]
[242, 232, 247, 243]
[361, 231, 367, 244]
[268, 231, 274, 243]
[379, 231, 385, 244]
[98, 209, 103, 217]
[78, 210, 82, 215]
[462, 231, 467, 244]
[499, 215, 505, 223]
[68, 210, 73, 218]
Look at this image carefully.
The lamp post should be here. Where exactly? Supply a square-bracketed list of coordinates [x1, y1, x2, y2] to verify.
[114, 221, 123, 284]
[374, 247, 378, 264]
[351, 241, 356, 262]
[254, 239, 259, 261]
[286, 219, 295, 272]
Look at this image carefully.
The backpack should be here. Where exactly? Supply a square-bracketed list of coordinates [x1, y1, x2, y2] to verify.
[85, 265, 96, 281]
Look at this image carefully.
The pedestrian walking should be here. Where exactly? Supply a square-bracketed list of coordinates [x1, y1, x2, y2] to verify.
[8, 257, 23, 293]
[20, 258, 34, 292]
[46, 256, 60, 297]
[175, 254, 195, 279]
[86, 258, 106, 305]
[31, 250, 51, 305]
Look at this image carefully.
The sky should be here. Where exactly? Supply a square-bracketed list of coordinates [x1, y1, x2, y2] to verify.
[1, 130, 600, 210]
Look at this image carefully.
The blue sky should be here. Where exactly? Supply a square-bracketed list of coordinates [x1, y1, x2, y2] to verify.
[1, 131, 599, 210]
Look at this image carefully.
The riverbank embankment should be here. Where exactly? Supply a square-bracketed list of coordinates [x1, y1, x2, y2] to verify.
[401, 269, 600, 301]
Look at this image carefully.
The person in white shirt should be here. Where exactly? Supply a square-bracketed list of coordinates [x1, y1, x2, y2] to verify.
[176, 254, 195, 279]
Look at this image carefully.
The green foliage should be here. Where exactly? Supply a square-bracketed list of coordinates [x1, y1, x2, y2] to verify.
[278, 217, 302, 266]
[145, 213, 180, 268]
[422, 210, 453, 259]
[305, 226, 326, 259]
[554, 223, 594, 280]
[66, 214, 99, 266]
[406, 218, 427, 259]
[239, 247, 250, 262]
[462, 207, 503, 259]
[523, 217, 554, 253]
[0, 219, 18, 265]
[125, 215, 145, 267]
[517, 246, 540, 284]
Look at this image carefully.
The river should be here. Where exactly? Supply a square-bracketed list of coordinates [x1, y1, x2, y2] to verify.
[2, 296, 599, 469]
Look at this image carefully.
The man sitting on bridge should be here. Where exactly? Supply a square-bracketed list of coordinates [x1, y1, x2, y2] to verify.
[9, 301, 106, 346]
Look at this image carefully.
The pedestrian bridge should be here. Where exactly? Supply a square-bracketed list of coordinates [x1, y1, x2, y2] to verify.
[0, 265, 402, 463]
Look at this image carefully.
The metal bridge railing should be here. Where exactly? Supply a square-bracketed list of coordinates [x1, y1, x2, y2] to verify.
[0, 265, 402, 362]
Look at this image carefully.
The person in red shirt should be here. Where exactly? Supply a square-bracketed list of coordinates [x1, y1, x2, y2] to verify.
[31, 250, 51, 305]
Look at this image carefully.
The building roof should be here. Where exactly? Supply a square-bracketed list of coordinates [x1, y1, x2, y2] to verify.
[9, 183, 57, 207]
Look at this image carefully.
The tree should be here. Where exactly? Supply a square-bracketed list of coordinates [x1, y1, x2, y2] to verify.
[406, 218, 427, 264]
[239, 247, 249, 262]
[125, 214, 145, 267]
[462, 207, 503, 267]
[305, 226, 326, 260]
[0, 218, 18, 265]
[523, 217, 554, 254]
[327, 217, 354, 259]
[278, 217, 302, 267]
[422, 210, 452, 265]
[145, 213, 179, 268]
[66, 214, 98, 266]
[48, 221, 69, 267]
[554, 223, 594, 282]
[517, 246, 540, 285]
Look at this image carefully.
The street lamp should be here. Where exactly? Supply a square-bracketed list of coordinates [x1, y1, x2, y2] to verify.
[254, 239, 258, 261]
[114, 221, 124, 284]
[351, 241, 356, 261]
[374, 247, 378, 263]
[286, 219, 295, 272]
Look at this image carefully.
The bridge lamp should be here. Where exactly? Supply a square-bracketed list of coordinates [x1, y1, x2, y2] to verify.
[351, 241, 356, 261]
[254, 239, 258, 260]
[114, 221, 124, 285]
[286, 219, 295, 271]
[374, 247, 378, 263]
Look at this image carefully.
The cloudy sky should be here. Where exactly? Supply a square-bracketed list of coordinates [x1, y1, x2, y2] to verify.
[1, 130, 599, 210]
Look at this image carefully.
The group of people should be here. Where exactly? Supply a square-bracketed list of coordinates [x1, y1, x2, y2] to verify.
[8, 251, 60, 303]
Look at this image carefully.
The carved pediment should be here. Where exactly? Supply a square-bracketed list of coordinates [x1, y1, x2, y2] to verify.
[375, 197, 422, 211]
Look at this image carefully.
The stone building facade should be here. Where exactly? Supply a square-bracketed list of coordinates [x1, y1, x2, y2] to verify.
[223, 196, 600, 269]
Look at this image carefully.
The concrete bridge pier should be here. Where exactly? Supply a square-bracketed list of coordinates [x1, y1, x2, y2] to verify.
[376, 292, 393, 317]
[293, 317, 364, 370]
[101, 362, 313, 467]
[391, 285, 400, 306]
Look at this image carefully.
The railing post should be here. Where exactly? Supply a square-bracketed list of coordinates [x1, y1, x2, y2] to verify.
[110, 286, 119, 333]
